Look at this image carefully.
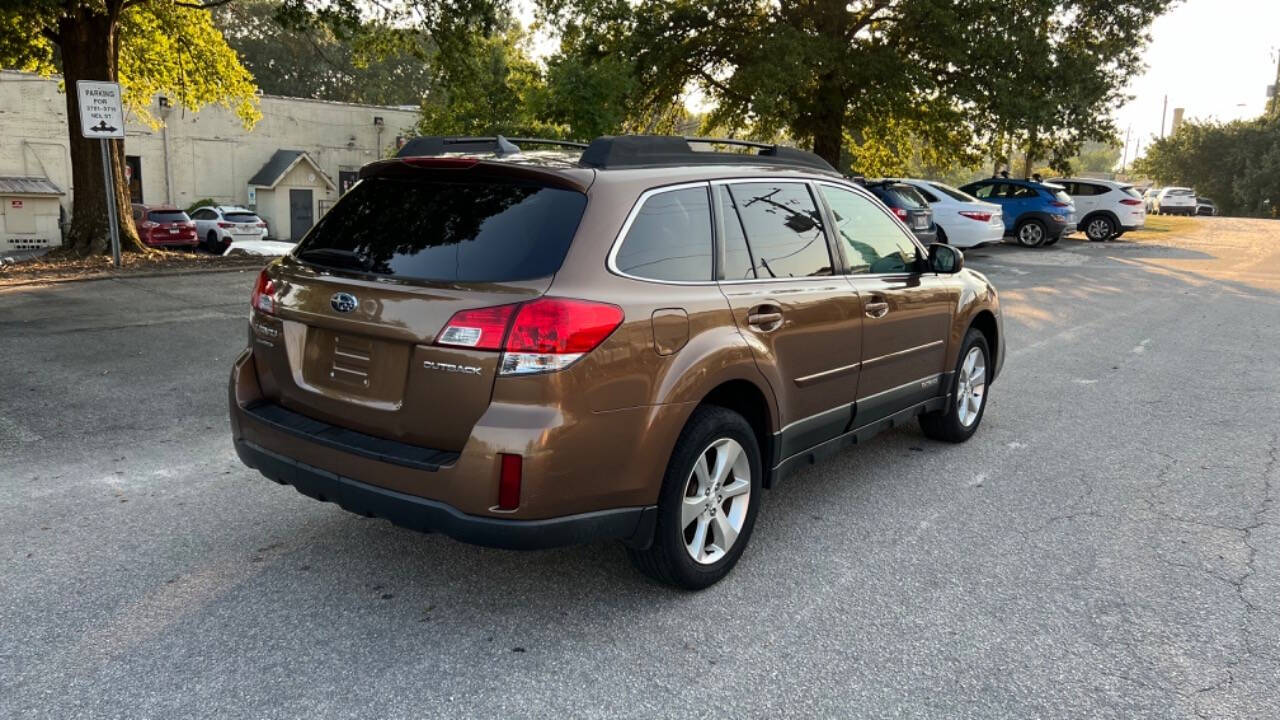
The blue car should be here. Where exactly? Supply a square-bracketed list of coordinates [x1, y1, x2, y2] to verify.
[958, 177, 1077, 247]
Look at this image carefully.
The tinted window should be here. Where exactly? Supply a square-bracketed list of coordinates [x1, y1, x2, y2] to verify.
[729, 182, 832, 278]
[883, 185, 926, 208]
[969, 183, 997, 199]
[296, 177, 587, 282]
[147, 211, 189, 223]
[224, 212, 260, 223]
[615, 186, 712, 282]
[929, 182, 980, 203]
[914, 185, 940, 203]
[1008, 185, 1039, 199]
[820, 185, 920, 275]
[718, 186, 755, 280]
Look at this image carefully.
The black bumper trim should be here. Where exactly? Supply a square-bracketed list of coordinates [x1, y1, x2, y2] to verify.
[235, 439, 658, 550]
[243, 402, 459, 472]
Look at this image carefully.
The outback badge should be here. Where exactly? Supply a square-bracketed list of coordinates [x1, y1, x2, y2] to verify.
[330, 292, 358, 313]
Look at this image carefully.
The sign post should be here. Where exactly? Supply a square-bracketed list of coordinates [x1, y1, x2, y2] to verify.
[76, 80, 126, 268]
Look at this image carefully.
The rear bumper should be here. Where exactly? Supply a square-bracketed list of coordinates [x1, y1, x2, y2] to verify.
[235, 438, 657, 550]
[911, 227, 938, 244]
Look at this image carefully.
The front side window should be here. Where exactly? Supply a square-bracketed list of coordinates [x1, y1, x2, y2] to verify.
[728, 182, 832, 278]
[820, 185, 921, 275]
[615, 185, 713, 282]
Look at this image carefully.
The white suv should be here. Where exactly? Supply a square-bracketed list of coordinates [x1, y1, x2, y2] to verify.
[1152, 187, 1197, 216]
[190, 205, 268, 254]
[1049, 178, 1147, 242]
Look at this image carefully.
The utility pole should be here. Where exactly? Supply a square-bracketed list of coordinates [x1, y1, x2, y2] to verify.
[1120, 125, 1131, 175]
[1160, 94, 1168, 137]
[1269, 48, 1280, 118]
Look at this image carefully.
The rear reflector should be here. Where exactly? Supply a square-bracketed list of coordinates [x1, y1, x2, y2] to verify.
[958, 210, 992, 222]
[1119, 198, 1143, 206]
[251, 268, 276, 315]
[437, 304, 519, 350]
[892, 207, 909, 220]
[498, 454, 522, 510]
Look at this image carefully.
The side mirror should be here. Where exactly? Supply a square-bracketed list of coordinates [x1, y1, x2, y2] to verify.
[928, 243, 964, 273]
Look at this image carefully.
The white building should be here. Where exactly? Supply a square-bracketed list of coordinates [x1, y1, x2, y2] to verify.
[0, 69, 419, 243]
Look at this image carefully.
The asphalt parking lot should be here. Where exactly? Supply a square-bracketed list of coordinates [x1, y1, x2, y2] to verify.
[3, 218, 1278, 719]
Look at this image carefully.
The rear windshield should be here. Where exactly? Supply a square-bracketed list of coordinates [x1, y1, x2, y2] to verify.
[928, 182, 980, 203]
[147, 211, 189, 223]
[224, 213, 260, 223]
[882, 185, 926, 208]
[1167, 188, 1194, 196]
[295, 177, 587, 282]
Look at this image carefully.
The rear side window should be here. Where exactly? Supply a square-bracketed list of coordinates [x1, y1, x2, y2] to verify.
[147, 211, 188, 223]
[296, 177, 587, 282]
[929, 182, 980, 203]
[729, 182, 832, 278]
[614, 186, 713, 282]
[1009, 185, 1038, 199]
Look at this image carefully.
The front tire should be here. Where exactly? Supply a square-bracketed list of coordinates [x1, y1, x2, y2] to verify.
[920, 329, 990, 443]
[1015, 219, 1046, 247]
[1085, 215, 1114, 242]
[628, 406, 762, 590]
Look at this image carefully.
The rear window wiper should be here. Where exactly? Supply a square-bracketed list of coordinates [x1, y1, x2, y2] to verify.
[295, 247, 372, 272]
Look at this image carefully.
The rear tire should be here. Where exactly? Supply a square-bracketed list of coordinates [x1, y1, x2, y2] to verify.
[1015, 219, 1046, 247]
[936, 227, 949, 245]
[920, 329, 990, 443]
[1084, 215, 1114, 242]
[206, 231, 222, 254]
[628, 406, 762, 590]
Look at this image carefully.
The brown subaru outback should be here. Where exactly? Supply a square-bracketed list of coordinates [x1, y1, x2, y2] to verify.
[229, 135, 1004, 589]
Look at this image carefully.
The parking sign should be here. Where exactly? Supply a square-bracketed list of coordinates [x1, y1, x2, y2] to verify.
[76, 81, 125, 139]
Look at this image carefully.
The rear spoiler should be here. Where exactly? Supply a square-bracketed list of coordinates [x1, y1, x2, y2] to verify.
[359, 156, 594, 193]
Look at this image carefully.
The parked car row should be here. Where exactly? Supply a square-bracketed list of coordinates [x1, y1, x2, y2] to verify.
[864, 174, 1150, 249]
[128, 203, 292, 256]
[1143, 186, 1201, 216]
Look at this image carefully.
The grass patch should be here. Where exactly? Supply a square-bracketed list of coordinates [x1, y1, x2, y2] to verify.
[1124, 214, 1200, 239]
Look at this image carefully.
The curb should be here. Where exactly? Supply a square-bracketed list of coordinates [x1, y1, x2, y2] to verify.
[0, 263, 265, 290]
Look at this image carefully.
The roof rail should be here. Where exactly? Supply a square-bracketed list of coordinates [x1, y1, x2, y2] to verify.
[395, 135, 589, 158]
[580, 135, 836, 172]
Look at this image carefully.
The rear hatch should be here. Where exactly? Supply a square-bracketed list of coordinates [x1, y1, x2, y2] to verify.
[224, 211, 265, 236]
[883, 184, 933, 231]
[251, 167, 589, 452]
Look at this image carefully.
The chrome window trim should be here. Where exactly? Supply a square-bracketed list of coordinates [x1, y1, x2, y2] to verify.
[605, 181, 717, 286]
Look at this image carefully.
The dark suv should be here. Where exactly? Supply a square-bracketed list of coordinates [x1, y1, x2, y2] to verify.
[859, 179, 937, 244]
[230, 135, 1005, 589]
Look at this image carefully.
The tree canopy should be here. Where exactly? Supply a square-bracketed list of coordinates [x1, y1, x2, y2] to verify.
[537, 0, 1168, 172]
[1136, 115, 1280, 218]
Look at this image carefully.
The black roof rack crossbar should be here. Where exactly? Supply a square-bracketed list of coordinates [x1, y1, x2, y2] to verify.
[580, 135, 835, 173]
[395, 135, 589, 159]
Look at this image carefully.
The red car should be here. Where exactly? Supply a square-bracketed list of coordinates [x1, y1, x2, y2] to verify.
[130, 204, 198, 248]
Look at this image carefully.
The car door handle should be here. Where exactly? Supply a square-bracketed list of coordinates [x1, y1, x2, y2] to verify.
[746, 305, 783, 332]
[865, 301, 889, 319]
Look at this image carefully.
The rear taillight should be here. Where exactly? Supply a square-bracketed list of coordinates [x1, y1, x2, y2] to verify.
[218, 222, 234, 228]
[257, 221, 268, 228]
[251, 268, 276, 315]
[892, 207, 909, 220]
[140, 221, 157, 229]
[435, 297, 624, 376]
[1120, 198, 1143, 206]
[958, 211, 992, 222]
[437, 304, 519, 350]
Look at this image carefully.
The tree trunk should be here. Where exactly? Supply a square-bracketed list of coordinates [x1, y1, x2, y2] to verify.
[810, 75, 847, 171]
[56, 6, 145, 256]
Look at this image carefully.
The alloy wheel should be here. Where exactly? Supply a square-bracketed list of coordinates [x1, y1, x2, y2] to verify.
[681, 438, 751, 565]
[955, 346, 987, 427]
[1018, 223, 1043, 246]
[1087, 218, 1112, 241]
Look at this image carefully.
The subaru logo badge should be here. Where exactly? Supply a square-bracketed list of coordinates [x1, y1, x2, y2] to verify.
[330, 292, 358, 313]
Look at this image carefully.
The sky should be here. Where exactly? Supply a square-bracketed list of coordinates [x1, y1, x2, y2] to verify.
[1112, 0, 1278, 161]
